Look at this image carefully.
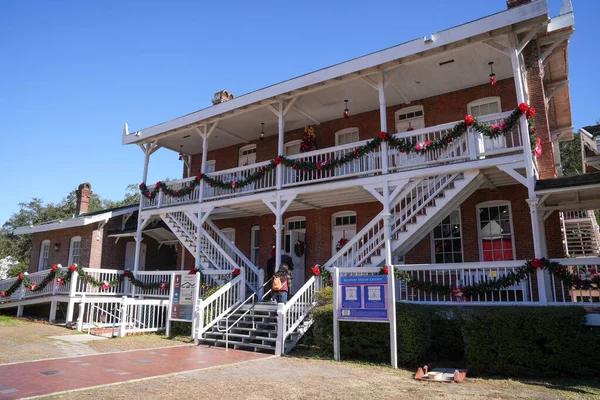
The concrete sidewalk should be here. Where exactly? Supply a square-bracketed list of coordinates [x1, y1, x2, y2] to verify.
[0, 345, 271, 399]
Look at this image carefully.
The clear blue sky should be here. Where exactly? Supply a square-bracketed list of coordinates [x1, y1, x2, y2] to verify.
[0, 0, 597, 225]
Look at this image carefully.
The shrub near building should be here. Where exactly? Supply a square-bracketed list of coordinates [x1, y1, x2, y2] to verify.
[308, 295, 600, 377]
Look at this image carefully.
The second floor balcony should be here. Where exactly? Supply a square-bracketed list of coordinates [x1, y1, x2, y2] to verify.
[140, 110, 526, 211]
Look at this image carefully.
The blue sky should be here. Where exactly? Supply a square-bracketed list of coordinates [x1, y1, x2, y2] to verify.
[0, 0, 597, 225]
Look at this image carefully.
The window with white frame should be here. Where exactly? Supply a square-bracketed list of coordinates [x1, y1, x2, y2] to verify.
[431, 209, 463, 263]
[238, 145, 256, 166]
[477, 202, 515, 261]
[285, 140, 302, 156]
[285, 217, 306, 254]
[250, 226, 260, 266]
[395, 105, 424, 133]
[468, 97, 501, 118]
[68, 236, 82, 266]
[335, 128, 359, 146]
[203, 160, 216, 173]
[38, 240, 50, 271]
[222, 228, 235, 244]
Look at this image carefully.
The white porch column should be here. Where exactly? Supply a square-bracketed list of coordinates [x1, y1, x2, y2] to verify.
[527, 199, 550, 305]
[277, 100, 285, 190]
[274, 195, 283, 272]
[381, 180, 397, 368]
[377, 70, 389, 175]
[134, 144, 154, 274]
[508, 34, 535, 194]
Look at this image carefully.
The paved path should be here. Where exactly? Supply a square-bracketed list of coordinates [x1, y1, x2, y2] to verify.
[0, 345, 270, 399]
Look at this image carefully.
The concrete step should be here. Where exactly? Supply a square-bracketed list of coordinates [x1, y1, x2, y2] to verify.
[200, 337, 275, 353]
[204, 330, 277, 342]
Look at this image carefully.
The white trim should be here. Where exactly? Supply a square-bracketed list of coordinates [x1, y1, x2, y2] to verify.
[334, 127, 360, 146]
[221, 228, 236, 244]
[238, 144, 256, 166]
[467, 96, 502, 116]
[123, 1, 547, 145]
[284, 139, 302, 156]
[38, 240, 50, 271]
[430, 208, 463, 264]
[250, 226, 260, 265]
[68, 236, 82, 266]
[203, 159, 216, 173]
[476, 201, 516, 262]
[284, 216, 306, 233]
[13, 205, 138, 235]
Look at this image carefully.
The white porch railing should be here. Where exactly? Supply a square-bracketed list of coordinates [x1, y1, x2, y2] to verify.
[548, 257, 600, 305]
[194, 272, 245, 340]
[0, 276, 21, 302]
[134, 271, 172, 298]
[204, 160, 277, 200]
[276, 275, 323, 355]
[75, 268, 128, 296]
[77, 296, 169, 336]
[395, 261, 537, 305]
[139, 111, 523, 211]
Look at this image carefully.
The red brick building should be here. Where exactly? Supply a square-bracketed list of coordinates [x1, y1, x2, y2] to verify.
[14, 183, 178, 272]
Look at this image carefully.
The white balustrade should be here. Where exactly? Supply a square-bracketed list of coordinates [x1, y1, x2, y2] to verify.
[76, 268, 127, 296]
[0, 276, 20, 302]
[204, 160, 276, 200]
[472, 111, 523, 157]
[20, 270, 56, 299]
[195, 273, 244, 340]
[134, 271, 172, 298]
[282, 141, 382, 187]
[548, 257, 600, 305]
[395, 261, 535, 305]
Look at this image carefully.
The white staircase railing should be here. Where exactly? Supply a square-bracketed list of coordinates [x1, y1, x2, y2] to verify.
[324, 174, 459, 269]
[561, 210, 600, 256]
[194, 272, 245, 341]
[276, 275, 323, 355]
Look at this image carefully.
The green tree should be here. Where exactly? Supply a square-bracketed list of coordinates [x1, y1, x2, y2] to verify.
[559, 132, 582, 176]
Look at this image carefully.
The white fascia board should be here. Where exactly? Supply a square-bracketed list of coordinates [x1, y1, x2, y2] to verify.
[123, 0, 548, 146]
[548, 12, 574, 32]
[13, 206, 138, 235]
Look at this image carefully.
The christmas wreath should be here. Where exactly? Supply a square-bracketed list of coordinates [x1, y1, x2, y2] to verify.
[294, 240, 306, 257]
[335, 238, 348, 252]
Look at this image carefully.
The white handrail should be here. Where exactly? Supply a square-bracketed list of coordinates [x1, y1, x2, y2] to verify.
[194, 274, 245, 340]
[276, 275, 322, 355]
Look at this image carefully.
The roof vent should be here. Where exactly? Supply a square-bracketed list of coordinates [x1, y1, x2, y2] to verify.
[439, 59, 455, 66]
[212, 90, 235, 105]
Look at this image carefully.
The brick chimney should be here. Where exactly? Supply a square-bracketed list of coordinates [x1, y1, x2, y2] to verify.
[507, 0, 532, 8]
[76, 182, 92, 215]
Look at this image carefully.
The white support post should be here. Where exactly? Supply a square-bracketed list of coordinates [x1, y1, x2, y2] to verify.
[191, 272, 201, 336]
[274, 196, 283, 272]
[527, 199, 550, 305]
[119, 296, 128, 337]
[195, 214, 203, 272]
[134, 144, 152, 275]
[381, 180, 397, 369]
[508, 34, 535, 196]
[76, 294, 85, 332]
[16, 305, 24, 318]
[275, 302, 285, 356]
[166, 272, 175, 337]
[66, 270, 79, 325]
[332, 267, 340, 362]
[49, 301, 57, 323]
[277, 100, 285, 190]
[199, 131, 209, 203]
[377, 70, 389, 174]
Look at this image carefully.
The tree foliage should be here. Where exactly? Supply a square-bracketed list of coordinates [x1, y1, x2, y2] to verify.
[559, 132, 582, 176]
[0, 185, 139, 276]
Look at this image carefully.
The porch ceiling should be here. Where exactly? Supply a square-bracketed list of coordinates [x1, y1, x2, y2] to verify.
[155, 41, 514, 156]
[210, 186, 378, 220]
[537, 172, 600, 211]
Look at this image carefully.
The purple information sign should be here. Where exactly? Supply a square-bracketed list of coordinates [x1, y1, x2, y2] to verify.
[338, 275, 388, 321]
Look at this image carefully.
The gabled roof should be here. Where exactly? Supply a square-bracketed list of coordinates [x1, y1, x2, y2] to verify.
[13, 204, 139, 235]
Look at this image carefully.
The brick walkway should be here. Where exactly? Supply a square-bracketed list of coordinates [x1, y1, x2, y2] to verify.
[0, 345, 271, 399]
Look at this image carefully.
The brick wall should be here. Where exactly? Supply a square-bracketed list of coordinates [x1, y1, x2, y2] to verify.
[188, 79, 517, 173]
[405, 184, 565, 264]
[30, 226, 94, 272]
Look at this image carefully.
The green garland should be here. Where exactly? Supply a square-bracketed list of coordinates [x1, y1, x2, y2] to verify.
[140, 104, 537, 200]
[0, 264, 170, 298]
[389, 258, 599, 299]
[310, 258, 599, 300]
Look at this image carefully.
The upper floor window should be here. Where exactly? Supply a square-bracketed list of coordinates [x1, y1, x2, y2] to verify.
[335, 128, 359, 146]
[203, 160, 216, 173]
[68, 236, 82, 266]
[238, 145, 256, 166]
[395, 105, 424, 133]
[431, 209, 462, 263]
[468, 97, 501, 118]
[285, 140, 302, 156]
[477, 201, 515, 262]
[38, 240, 50, 271]
[250, 226, 260, 266]
[222, 228, 235, 244]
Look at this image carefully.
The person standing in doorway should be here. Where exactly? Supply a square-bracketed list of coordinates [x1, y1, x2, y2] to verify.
[272, 264, 292, 304]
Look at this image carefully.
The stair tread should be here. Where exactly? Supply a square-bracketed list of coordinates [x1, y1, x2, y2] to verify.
[205, 331, 277, 341]
[200, 337, 275, 350]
